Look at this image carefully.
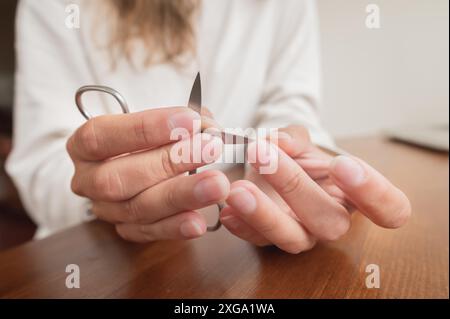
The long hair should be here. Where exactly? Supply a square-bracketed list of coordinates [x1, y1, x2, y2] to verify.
[106, 0, 200, 68]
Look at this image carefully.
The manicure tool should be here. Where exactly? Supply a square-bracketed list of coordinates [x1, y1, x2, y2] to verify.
[75, 72, 232, 231]
[75, 72, 343, 232]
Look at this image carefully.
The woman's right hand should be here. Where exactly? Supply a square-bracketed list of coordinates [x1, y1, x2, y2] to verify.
[66, 107, 229, 242]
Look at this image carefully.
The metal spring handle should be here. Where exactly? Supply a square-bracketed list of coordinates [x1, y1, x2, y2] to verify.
[75, 85, 130, 120]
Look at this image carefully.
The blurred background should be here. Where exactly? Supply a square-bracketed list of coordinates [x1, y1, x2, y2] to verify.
[0, 0, 448, 249]
[318, 0, 449, 137]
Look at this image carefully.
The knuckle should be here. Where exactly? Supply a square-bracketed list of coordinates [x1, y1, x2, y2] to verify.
[164, 186, 180, 211]
[66, 136, 76, 159]
[133, 114, 153, 147]
[125, 199, 141, 223]
[92, 167, 124, 201]
[160, 147, 178, 178]
[280, 171, 305, 196]
[70, 175, 83, 196]
[76, 120, 102, 158]
[91, 170, 110, 198]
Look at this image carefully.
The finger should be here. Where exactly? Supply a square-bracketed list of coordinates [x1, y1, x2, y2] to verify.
[200, 106, 222, 131]
[247, 140, 350, 241]
[67, 107, 200, 161]
[201, 115, 222, 130]
[295, 158, 331, 180]
[275, 126, 337, 181]
[220, 206, 270, 247]
[115, 211, 207, 243]
[200, 106, 214, 119]
[330, 155, 411, 228]
[224, 180, 316, 254]
[71, 133, 224, 201]
[276, 126, 334, 167]
[271, 125, 311, 158]
[93, 170, 229, 224]
[315, 177, 348, 207]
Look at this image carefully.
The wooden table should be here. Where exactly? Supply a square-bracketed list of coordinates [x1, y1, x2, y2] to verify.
[0, 137, 448, 298]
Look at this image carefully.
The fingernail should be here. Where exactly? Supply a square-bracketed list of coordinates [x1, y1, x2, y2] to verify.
[168, 110, 200, 131]
[331, 155, 366, 187]
[227, 187, 257, 215]
[180, 220, 204, 238]
[220, 215, 241, 229]
[194, 175, 229, 203]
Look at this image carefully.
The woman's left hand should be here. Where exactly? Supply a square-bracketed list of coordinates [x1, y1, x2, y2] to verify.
[220, 125, 411, 254]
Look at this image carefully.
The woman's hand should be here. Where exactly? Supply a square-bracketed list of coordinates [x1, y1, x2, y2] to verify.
[67, 108, 229, 242]
[220, 125, 411, 254]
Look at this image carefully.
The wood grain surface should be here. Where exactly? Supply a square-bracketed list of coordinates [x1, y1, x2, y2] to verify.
[0, 136, 448, 298]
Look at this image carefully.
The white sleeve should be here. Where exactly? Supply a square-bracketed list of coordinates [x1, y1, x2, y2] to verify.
[6, 0, 93, 238]
[254, 0, 334, 148]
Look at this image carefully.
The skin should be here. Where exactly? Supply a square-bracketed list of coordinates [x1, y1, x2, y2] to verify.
[220, 125, 411, 253]
[67, 107, 230, 242]
[67, 110, 411, 252]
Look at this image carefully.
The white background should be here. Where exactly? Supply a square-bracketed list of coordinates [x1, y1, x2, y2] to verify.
[317, 0, 449, 137]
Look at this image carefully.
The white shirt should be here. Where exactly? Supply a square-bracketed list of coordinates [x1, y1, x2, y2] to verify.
[7, 0, 333, 238]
